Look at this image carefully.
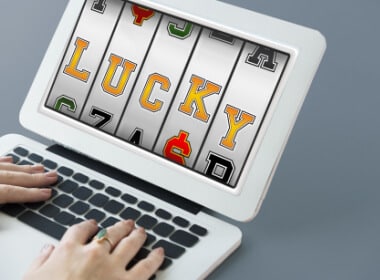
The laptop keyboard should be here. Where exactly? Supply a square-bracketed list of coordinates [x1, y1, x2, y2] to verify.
[1, 146, 208, 272]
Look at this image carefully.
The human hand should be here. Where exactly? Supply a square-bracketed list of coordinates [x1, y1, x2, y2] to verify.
[24, 219, 165, 280]
[0, 156, 57, 204]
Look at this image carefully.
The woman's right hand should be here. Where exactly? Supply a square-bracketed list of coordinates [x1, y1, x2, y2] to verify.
[23, 220, 165, 280]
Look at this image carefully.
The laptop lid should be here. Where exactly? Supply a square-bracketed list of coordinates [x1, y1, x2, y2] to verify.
[20, 0, 326, 222]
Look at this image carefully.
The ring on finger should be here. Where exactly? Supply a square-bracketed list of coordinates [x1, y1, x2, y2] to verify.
[93, 228, 114, 249]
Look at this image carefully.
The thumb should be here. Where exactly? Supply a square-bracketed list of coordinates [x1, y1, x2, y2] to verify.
[28, 244, 55, 271]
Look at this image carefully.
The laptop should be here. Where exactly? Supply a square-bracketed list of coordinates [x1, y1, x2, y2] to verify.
[0, 0, 326, 279]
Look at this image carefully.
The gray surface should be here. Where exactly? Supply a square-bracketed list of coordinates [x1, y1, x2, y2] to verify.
[0, 1, 379, 279]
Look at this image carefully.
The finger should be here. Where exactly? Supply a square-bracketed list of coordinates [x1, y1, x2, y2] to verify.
[0, 156, 14, 163]
[91, 220, 135, 252]
[113, 227, 147, 262]
[0, 163, 45, 174]
[127, 247, 165, 280]
[0, 185, 52, 204]
[27, 244, 55, 271]
[0, 170, 57, 187]
[61, 220, 98, 245]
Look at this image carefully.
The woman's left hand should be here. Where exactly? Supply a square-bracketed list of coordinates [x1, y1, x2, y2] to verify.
[0, 156, 57, 204]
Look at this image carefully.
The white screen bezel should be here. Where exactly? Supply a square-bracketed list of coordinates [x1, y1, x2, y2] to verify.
[20, 0, 325, 221]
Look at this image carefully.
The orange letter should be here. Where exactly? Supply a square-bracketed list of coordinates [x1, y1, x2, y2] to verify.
[132, 5, 155, 26]
[220, 105, 255, 150]
[140, 73, 170, 112]
[178, 75, 221, 122]
[64, 37, 90, 82]
[102, 54, 136, 96]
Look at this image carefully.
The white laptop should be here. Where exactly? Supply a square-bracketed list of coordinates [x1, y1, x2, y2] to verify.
[0, 0, 326, 279]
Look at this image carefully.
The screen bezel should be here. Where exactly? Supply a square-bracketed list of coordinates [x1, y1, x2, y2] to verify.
[20, 0, 326, 221]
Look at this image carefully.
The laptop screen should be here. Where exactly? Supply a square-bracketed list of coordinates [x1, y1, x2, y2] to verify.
[44, 0, 290, 189]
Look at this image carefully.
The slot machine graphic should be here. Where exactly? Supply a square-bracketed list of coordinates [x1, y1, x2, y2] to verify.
[46, 0, 289, 188]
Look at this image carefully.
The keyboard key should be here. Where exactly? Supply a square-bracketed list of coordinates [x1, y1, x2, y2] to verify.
[51, 188, 59, 198]
[73, 173, 89, 184]
[153, 222, 175, 237]
[53, 194, 74, 208]
[39, 204, 60, 218]
[69, 201, 90, 215]
[159, 258, 173, 270]
[18, 211, 67, 240]
[57, 166, 74, 177]
[6, 154, 20, 164]
[89, 193, 109, 207]
[101, 217, 120, 228]
[153, 240, 185, 259]
[85, 209, 106, 223]
[138, 201, 155, 212]
[14, 147, 28, 157]
[134, 247, 150, 261]
[53, 176, 63, 186]
[72, 186, 93, 200]
[173, 216, 190, 228]
[72, 217, 85, 225]
[189, 224, 208, 237]
[25, 201, 45, 210]
[104, 200, 124, 214]
[105, 186, 121, 197]
[54, 211, 75, 226]
[155, 209, 172, 220]
[144, 233, 156, 246]
[1, 204, 25, 217]
[121, 193, 137, 204]
[19, 160, 32, 166]
[42, 159, 58, 170]
[137, 215, 158, 230]
[126, 259, 138, 270]
[28, 153, 43, 163]
[58, 180, 79, 193]
[89, 180, 105, 190]
[170, 230, 199, 248]
[120, 207, 141, 220]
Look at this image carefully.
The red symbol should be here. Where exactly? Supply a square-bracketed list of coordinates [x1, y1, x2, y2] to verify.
[132, 5, 155, 26]
[163, 131, 192, 165]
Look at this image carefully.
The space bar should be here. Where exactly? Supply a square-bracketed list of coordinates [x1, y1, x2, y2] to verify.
[18, 211, 67, 240]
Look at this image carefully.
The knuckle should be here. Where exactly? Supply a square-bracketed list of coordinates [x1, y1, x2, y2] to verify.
[86, 245, 103, 261]
[64, 224, 81, 237]
[31, 173, 43, 183]
[58, 240, 76, 252]
[0, 185, 12, 203]
[139, 259, 154, 274]
[27, 165, 35, 174]
[69, 222, 83, 231]
[1, 171, 14, 181]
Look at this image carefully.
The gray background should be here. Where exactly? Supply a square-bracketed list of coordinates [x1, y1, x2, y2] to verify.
[0, 0, 379, 279]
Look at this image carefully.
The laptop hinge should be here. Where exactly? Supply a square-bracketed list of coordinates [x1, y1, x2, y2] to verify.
[47, 144, 203, 215]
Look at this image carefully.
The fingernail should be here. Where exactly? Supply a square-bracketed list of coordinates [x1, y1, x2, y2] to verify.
[31, 165, 44, 173]
[138, 227, 146, 234]
[41, 189, 52, 196]
[89, 219, 98, 226]
[1, 156, 13, 161]
[45, 171, 57, 178]
[41, 244, 54, 253]
[153, 247, 164, 256]
[123, 219, 134, 226]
